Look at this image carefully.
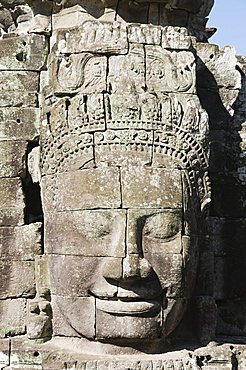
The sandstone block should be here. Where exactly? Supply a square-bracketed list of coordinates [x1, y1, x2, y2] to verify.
[49, 54, 107, 95]
[0, 34, 47, 71]
[35, 256, 50, 299]
[197, 43, 241, 90]
[68, 94, 106, 132]
[55, 20, 128, 54]
[44, 209, 126, 257]
[47, 254, 118, 298]
[128, 24, 161, 45]
[196, 251, 214, 296]
[52, 168, 121, 211]
[51, 295, 80, 338]
[0, 260, 35, 299]
[53, 296, 95, 339]
[159, 7, 189, 28]
[121, 167, 182, 208]
[163, 298, 187, 337]
[0, 140, 27, 177]
[143, 253, 183, 298]
[108, 44, 145, 94]
[0, 338, 9, 368]
[0, 71, 39, 107]
[146, 46, 196, 94]
[95, 129, 153, 167]
[0, 178, 25, 226]
[0, 108, 39, 140]
[162, 26, 192, 50]
[96, 308, 162, 340]
[0, 223, 42, 261]
[10, 336, 43, 369]
[214, 257, 225, 300]
[116, 1, 149, 24]
[195, 296, 217, 345]
[0, 299, 26, 337]
[0, 71, 39, 93]
[0, 91, 38, 108]
[127, 209, 183, 255]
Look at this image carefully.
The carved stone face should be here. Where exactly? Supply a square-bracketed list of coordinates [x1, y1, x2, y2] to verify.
[39, 10, 209, 350]
[42, 163, 198, 344]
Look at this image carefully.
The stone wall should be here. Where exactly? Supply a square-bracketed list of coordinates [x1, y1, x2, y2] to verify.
[0, 0, 245, 369]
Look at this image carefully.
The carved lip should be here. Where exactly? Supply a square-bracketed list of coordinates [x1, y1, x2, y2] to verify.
[96, 299, 161, 315]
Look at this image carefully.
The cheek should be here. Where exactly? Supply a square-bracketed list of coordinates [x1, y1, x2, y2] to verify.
[144, 248, 183, 298]
[142, 234, 198, 300]
[48, 255, 102, 297]
[44, 209, 126, 257]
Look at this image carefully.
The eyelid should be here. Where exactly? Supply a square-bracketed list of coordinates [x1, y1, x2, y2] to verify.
[143, 213, 181, 240]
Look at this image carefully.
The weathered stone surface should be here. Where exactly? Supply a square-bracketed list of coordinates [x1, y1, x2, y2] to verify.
[0, 178, 25, 226]
[96, 307, 162, 340]
[128, 24, 161, 45]
[108, 44, 145, 94]
[95, 129, 153, 167]
[47, 168, 121, 211]
[0, 34, 47, 71]
[0, 108, 39, 140]
[196, 251, 214, 296]
[68, 94, 106, 132]
[51, 295, 80, 338]
[0, 71, 39, 93]
[116, 1, 149, 24]
[0, 338, 9, 368]
[197, 43, 241, 90]
[0, 91, 38, 108]
[27, 299, 52, 341]
[0, 260, 35, 299]
[0, 299, 26, 337]
[47, 254, 116, 298]
[53, 296, 96, 339]
[146, 46, 196, 94]
[55, 20, 128, 54]
[127, 208, 182, 254]
[121, 167, 182, 208]
[0, 223, 42, 260]
[0, 140, 27, 177]
[144, 253, 183, 298]
[49, 54, 107, 95]
[162, 26, 192, 50]
[10, 336, 43, 368]
[44, 210, 126, 257]
[2, 0, 242, 358]
[195, 296, 217, 344]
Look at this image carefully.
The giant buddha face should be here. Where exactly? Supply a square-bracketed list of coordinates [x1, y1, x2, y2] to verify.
[39, 8, 210, 350]
[41, 158, 200, 346]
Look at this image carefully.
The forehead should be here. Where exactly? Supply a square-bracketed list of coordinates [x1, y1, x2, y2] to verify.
[42, 166, 182, 211]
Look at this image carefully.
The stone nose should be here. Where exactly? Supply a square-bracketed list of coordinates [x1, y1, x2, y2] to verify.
[122, 213, 153, 281]
[102, 213, 154, 282]
[122, 255, 153, 281]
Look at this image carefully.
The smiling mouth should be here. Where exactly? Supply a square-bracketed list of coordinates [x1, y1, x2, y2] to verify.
[96, 298, 161, 315]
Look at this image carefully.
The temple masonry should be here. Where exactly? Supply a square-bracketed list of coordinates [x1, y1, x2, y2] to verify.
[0, 0, 245, 369]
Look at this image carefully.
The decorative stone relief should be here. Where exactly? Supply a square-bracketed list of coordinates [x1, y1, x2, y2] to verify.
[38, 5, 211, 351]
[0, 0, 246, 368]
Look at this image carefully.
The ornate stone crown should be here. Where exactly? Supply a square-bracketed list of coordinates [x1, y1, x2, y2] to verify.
[40, 22, 211, 211]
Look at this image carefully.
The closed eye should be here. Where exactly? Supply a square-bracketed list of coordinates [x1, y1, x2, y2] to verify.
[143, 212, 181, 241]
